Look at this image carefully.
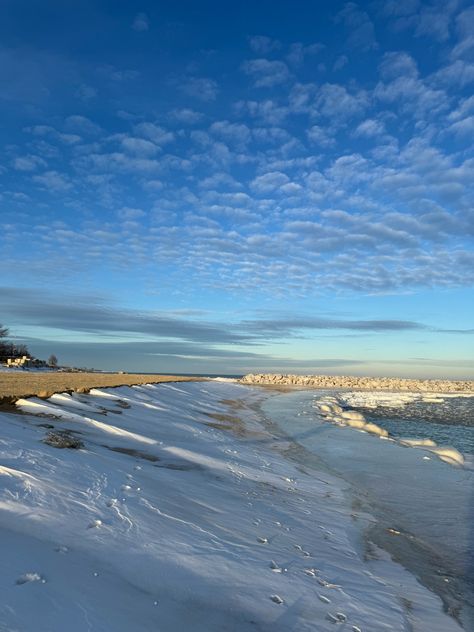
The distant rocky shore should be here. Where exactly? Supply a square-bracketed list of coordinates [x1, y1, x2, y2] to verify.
[240, 373, 474, 392]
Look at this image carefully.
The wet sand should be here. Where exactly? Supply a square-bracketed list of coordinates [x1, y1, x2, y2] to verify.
[0, 372, 204, 404]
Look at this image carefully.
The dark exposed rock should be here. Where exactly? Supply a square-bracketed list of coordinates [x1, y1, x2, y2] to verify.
[43, 430, 84, 449]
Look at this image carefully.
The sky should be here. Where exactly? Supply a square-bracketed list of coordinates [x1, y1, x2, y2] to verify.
[0, 0, 473, 378]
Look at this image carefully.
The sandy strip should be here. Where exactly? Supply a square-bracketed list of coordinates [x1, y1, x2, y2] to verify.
[0, 372, 204, 404]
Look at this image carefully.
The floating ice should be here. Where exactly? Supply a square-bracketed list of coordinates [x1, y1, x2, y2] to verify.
[430, 446, 465, 467]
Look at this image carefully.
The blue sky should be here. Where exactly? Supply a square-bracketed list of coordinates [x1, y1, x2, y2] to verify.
[0, 0, 473, 377]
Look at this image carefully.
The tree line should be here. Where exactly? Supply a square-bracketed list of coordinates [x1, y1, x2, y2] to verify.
[0, 324, 57, 366]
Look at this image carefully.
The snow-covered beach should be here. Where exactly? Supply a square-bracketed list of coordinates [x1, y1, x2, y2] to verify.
[0, 379, 471, 631]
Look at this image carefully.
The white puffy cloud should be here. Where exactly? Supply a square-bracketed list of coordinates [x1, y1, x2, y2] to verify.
[248, 35, 281, 54]
[315, 83, 369, 121]
[353, 118, 386, 137]
[32, 170, 72, 191]
[307, 125, 336, 147]
[181, 77, 219, 101]
[451, 7, 474, 60]
[133, 122, 174, 145]
[241, 59, 290, 88]
[286, 42, 324, 65]
[250, 171, 290, 194]
[64, 115, 101, 135]
[335, 2, 377, 51]
[12, 155, 47, 171]
[209, 120, 251, 147]
[379, 51, 419, 80]
[234, 99, 288, 124]
[333, 55, 348, 71]
[431, 60, 474, 87]
[120, 136, 160, 156]
[169, 108, 204, 124]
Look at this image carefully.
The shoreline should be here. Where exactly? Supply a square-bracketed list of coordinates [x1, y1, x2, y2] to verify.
[0, 372, 204, 404]
[241, 373, 474, 392]
[0, 380, 467, 630]
[259, 387, 474, 629]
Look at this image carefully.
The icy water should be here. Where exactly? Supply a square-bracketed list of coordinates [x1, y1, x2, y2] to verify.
[347, 395, 474, 455]
[261, 390, 474, 627]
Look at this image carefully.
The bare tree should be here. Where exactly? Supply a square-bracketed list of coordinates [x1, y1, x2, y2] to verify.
[48, 354, 58, 367]
[0, 326, 30, 362]
[0, 324, 9, 361]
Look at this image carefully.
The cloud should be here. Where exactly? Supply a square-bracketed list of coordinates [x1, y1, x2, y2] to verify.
[75, 84, 97, 100]
[133, 122, 175, 145]
[446, 116, 474, 138]
[241, 59, 290, 88]
[132, 12, 149, 32]
[335, 2, 377, 51]
[1, 286, 433, 364]
[181, 77, 219, 101]
[250, 171, 290, 194]
[97, 65, 140, 81]
[315, 83, 369, 121]
[12, 155, 47, 171]
[248, 35, 281, 55]
[382, 0, 460, 43]
[0, 287, 252, 345]
[209, 120, 251, 148]
[452, 7, 474, 60]
[242, 317, 427, 335]
[379, 51, 418, 80]
[64, 115, 101, 135]
[234, 99, 288, 124]
[286, 42, 324, 66]
[353, 118, 386, 137]
[430, 60, 474, 87]
[375, 54, 448, 118]
[333, 55, 348, 71]
[307, 125, 336, 147]
[32, 170, 72, 192]
[169, 108, 204, 124]
[118, 136, 160, 156]
[118, 207, 146, 221]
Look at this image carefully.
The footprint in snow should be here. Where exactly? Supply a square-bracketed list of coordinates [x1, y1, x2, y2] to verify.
[303, 568, 318, 577]
[16, 573, 45, 585]
[106, 498, 118, 507]
[270, 595, 284, 604]
[326, 612, 347, 624]
[269, 560, 286, 573]
[318, 578, 341, 589]
[318, 594, 331, 604]
[88, 519, 103, 529]
[55, 545, 68, 554]
[257, 537, 268, 544]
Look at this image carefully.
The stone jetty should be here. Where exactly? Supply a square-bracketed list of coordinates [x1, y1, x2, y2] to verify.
[240, 373, 474, 392]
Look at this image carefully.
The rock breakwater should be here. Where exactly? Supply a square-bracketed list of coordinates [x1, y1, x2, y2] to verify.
[240, 373, 474, 392]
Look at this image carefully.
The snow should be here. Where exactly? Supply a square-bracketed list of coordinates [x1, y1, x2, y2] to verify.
[0, 381, 464, 631]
